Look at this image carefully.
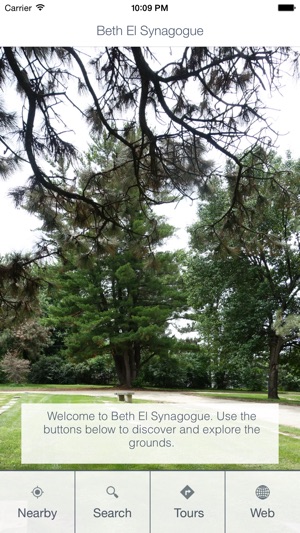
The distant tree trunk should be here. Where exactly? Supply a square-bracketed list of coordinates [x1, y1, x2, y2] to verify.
[213, 370, 229, 390]
[268, 332, 284, 399]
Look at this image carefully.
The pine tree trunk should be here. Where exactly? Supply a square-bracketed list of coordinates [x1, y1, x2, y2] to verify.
[112, 344, 140, 388]
[133, 342, 141, 379]
[268, 333, 283, 399]
[112, 351, 125, 385]
[112, 350, 133, 388]
[124, 350, 132, 388]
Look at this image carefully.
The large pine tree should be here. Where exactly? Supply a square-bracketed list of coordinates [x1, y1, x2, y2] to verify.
[37, 135, 186, 387]
[45, 226, 184, 388]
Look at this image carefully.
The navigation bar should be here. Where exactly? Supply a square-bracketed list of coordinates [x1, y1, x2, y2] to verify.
[0, 1, 298, 45]
[0, 471, 299, 532]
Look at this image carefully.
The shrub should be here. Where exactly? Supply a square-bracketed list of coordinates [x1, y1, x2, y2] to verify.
[29, 354, 116, 385]
[279, 366, 300, 392]
[86, 356, 116, 385]
[29, 355, 66, 384]
[0, 351, 30, 384]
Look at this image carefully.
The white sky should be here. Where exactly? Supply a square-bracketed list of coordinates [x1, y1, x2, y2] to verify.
[1, 51, 300, 255]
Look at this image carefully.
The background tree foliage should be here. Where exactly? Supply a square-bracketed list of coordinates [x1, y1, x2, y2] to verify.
[0, 46, 299, 303]
[186, 150, 300, 398]
[0, 254, 42, 321]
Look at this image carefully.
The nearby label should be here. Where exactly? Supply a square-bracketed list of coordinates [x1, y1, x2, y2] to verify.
[0, 472, 74, 532]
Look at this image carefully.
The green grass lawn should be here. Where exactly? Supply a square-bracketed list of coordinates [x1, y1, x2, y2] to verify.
[0, 394, 15, 408]
[0, 392, 299, 471]
[0, 383, 112, 391]
[196, 390, 300, 406]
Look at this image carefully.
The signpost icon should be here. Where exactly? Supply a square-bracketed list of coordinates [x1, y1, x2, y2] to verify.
[180, 485, 195, 499]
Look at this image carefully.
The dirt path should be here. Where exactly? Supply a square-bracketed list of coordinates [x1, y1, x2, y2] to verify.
[4, 389, 300, 429]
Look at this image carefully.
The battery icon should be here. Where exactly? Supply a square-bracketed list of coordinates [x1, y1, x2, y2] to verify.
[278, 4, 296, 9]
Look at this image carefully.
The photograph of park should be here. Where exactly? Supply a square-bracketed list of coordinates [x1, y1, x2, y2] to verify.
[0, 46, 299, 471]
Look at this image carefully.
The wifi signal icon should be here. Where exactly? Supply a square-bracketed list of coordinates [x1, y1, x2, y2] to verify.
[36, 4, 45, 10]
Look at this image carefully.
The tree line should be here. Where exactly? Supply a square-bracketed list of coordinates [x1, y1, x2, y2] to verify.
[0, 47, 300, 398]
[1, 136, 299, 398]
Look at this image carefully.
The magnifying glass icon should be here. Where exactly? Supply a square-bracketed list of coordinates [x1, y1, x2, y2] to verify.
[106, 486, 119, 498]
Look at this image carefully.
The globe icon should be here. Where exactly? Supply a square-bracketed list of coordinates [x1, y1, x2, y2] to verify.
[255, 485, 270, 499]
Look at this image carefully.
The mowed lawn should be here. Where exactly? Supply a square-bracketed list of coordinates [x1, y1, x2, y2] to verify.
[0, 394, 15, 408]
[0, 392, 300, 471]
[197, 390, 300, 406]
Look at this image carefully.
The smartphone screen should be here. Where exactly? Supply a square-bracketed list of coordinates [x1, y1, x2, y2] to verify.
[0, 2, 299, 531]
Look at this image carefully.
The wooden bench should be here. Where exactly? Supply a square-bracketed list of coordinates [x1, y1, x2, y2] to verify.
[114, 392, 134, 403]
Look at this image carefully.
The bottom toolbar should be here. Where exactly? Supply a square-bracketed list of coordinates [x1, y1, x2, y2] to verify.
[0, 471, 299, 532]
